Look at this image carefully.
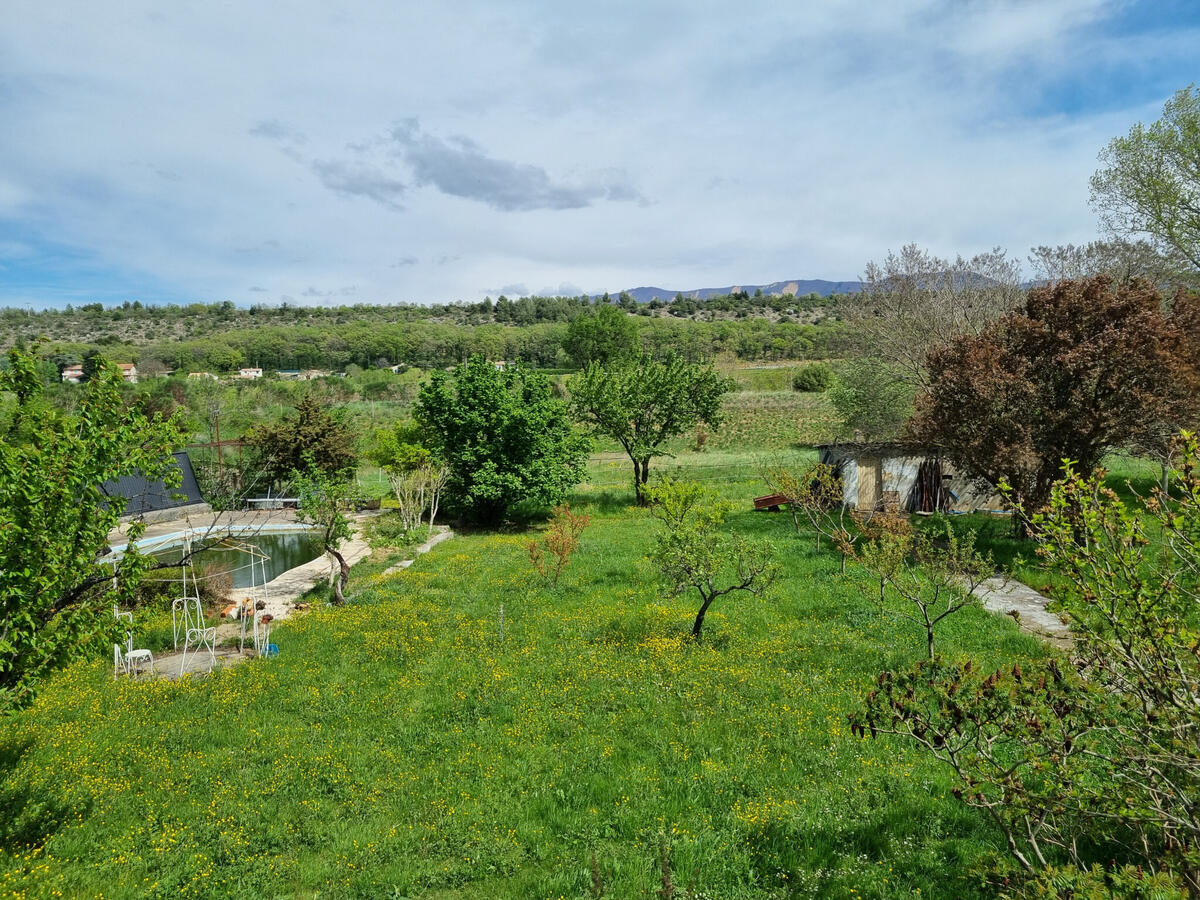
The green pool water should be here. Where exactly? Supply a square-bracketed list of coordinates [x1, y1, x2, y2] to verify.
[152, 530, 326, 588]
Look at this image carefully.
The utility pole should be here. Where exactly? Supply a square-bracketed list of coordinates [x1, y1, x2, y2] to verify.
[210, 404, 222, 482]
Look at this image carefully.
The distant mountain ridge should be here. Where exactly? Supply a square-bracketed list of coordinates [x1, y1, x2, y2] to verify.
[618, 279, 863, 303]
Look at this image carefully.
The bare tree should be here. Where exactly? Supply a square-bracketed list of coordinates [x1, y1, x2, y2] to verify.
[1028, 239, 1194, 291]
[846, 244, 1023, 387]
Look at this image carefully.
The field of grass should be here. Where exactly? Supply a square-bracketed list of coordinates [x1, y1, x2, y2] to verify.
[0, 459, 1049, 899]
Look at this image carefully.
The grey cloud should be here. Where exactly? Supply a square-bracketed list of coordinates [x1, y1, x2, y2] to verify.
[537, 282, 584, 296]
[300, 285, 359, 298]
[389, 120, 642, 212]
[250, 119, 307, 145]
[248, 285, 268, 292]
[310, 159, 407, 211]
[390, 256, 418, 267]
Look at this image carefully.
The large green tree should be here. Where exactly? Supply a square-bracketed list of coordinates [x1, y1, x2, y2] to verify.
[0, 348, 182, 709]
[1091, 84, 1200, 272]
[570, 354, 732, 505]
[828, 356, 915, 442]
[415, 356, 588, 524]
[245, 394, 357, 489]
[562, 304, 639, 369]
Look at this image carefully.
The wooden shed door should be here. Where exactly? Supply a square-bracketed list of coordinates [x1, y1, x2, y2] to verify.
[857, 457, 881, 511]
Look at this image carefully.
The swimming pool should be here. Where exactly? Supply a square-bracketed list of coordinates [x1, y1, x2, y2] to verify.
[106, 526, 326, 588]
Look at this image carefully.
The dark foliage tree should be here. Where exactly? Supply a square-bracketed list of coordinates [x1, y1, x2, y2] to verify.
[570, 354, 732, 505]
[911, 276, 1194, 524]
[80, 348, 105, 382]
[246, 394, 357, 489]
[415, 356, 589, 524]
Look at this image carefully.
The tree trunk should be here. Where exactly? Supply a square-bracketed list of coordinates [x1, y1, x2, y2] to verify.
[634, 458, 651, 506]
[692, 593, 715, 640]
[330, 548, 350, 605]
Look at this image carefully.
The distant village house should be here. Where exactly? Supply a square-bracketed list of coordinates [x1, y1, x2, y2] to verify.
[61, 363, 138, 384]
[238, 367, 263, 379]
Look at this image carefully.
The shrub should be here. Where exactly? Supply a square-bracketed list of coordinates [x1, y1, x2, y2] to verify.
[528, 504, 591, 585]
[792, 363, 833, 392]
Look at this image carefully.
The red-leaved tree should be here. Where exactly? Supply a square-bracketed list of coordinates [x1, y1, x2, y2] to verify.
[911, 276, 1199, 526]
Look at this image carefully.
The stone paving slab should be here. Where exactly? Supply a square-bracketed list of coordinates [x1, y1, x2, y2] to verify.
[383, 527, 455, 573]
[973, 576, 1072, 650]
[123, 646, 251, 681]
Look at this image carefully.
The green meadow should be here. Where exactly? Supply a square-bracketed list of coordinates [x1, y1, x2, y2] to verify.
[0, 441, 1049, 899]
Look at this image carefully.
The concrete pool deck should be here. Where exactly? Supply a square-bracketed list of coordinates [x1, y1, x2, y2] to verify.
[108, 508, 306, 549]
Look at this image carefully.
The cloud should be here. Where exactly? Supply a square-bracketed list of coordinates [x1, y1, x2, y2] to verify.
[310, 159, 407, 211]
[389, 119, 643, 212]
[249, 119, 307, 145]
[536, 281, 584, 296]
[2, 0, 1197, 309]
[300, 284, 358, 298]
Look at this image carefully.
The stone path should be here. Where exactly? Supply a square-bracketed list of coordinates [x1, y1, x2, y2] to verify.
[383, 527, 455, 574]
[973, 576, 1072, 650]
[250, 511, 382, 620]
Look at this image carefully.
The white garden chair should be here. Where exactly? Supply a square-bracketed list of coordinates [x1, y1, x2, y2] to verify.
[170, 535, 205, 650]
[178, 596, 217, 676]
[114, 634, 155, 678]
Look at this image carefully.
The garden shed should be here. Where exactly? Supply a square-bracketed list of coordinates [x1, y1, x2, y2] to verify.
[816, 442, 1007, 515]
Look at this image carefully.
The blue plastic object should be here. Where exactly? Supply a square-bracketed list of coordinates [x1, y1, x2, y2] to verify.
[267, 643, 280, 657]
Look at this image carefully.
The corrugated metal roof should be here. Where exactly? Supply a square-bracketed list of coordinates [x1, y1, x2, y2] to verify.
[100, 451, 204, 515]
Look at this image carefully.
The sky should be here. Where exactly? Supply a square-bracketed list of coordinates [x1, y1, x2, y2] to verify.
[1, 0, 1197, 309]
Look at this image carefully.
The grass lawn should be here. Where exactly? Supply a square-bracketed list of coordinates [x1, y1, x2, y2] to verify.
[1, 462, 1049, 899]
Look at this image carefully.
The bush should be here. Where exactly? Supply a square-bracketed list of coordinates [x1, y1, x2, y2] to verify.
[365, 512, 429, 549]
[792, 363, 833, 392]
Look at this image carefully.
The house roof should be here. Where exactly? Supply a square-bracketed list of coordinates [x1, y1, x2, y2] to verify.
[100, 451, 204, 515]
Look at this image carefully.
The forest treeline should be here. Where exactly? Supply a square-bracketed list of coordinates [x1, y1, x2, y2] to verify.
[2, 292, 853, 372]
